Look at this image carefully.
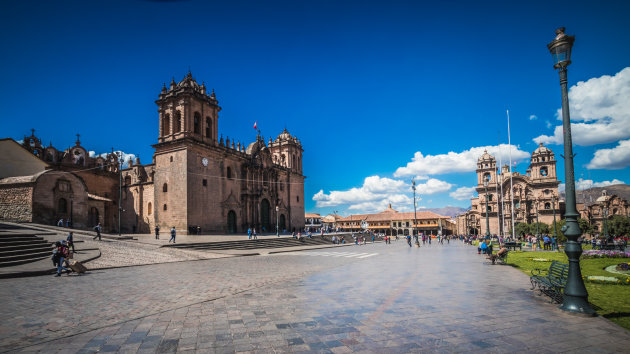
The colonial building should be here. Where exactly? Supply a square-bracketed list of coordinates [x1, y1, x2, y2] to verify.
[456, 143, 563, 236]
[336, 204, 453, 236]
[0, 72, 306, 234]
[579, 190, 629, 237]
[304, 213, 322, 232]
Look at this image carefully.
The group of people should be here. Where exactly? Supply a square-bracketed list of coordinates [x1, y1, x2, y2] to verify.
[51, 232, 75, 277]
[153, 226, 177, 243]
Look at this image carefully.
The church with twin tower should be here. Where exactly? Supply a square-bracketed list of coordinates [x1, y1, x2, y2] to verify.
[121, 72, 305, 234]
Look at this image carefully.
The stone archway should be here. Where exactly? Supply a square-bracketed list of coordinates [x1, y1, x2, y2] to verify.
[260, 199, 270, 232]
[227, 210, 237, 234]
[279, 214, 286, 232]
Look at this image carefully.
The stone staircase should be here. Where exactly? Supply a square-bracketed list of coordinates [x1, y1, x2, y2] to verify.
[0, 224, 55, 267]
[166, 233, 379, 251]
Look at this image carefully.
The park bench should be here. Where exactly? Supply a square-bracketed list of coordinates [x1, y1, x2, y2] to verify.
[486, 250, 509, 265]
[530, 260, 569, 303]
[502, 241, 522, 250]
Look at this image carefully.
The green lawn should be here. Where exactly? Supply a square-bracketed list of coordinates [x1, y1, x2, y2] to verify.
[502, 250, 630, 330]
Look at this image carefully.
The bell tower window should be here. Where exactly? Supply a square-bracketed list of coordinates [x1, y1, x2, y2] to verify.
[205, 117, 211, 137]
[194, 112, 201, 134]
[175, 111, 182, 133]
[540, 166, 548, 176]
[162, 113, 170, 136]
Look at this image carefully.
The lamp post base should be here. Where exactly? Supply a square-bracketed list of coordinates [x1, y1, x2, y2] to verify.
[559, 296, 597, 316]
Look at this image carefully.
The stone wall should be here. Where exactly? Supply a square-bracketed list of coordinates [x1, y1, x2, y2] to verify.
[0, 185, 33, 222]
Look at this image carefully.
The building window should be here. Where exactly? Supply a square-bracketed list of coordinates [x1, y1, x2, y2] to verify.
[162, 113, 170, 136]
[194, 112, 201, 134]
[58, 181, 71, 192]
[170, 156, 173, 162]
[163, 183, 168, 192]
[148, 202, 152, 215]
[124, 175, 131, 185]
[540, 166, 548, 176]
[206, 117, 211, 137]
[175, 111, 182, 132]
[545, 202, 551, 210]
[227, 167, 232, 179]
[203, 179, 207, 186]
[163, 204, 167, 211]
[297, 195, 300, 202]
[488, 194, 493, 201]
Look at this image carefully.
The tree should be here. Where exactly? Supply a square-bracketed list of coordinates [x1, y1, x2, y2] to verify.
[551, 218, 591, 243]
[513, 222, 530, 237]
[608, 215, 630, 237]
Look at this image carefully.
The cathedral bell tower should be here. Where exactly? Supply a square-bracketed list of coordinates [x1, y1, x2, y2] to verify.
[529, 143, 557, 180]
[156, 71, 221, 144]
[476, 150, 497, 187]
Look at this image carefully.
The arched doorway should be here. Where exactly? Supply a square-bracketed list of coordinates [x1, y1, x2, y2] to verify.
[260, 199, 270, 232]
[88, 207, 99, 227]
[279, 214, 286, 232]
[227, 210, 237, 234]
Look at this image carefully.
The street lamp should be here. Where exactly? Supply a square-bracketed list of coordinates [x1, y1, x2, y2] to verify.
[552, 194, 558, 242]
[276, 205, 279, 237]
[602, 206, 609, 239]
[535, 197, 540, 237]
[333, 210, 338, 233]
[412, 178, 419, 246]
[484, 179, 490, 239]
[548, 27, 595, 315]
[117, 151, 123, 237]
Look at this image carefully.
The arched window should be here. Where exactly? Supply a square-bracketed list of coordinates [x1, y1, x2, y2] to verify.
[205, 117, 211, 137]
[163, 204, 167, 211]
[488, 194, 493, 201]
[124, 175, 131, 185]
[227, 167, 232, 179]
[162, 183, 168, 192]
[58, 198, 68, 213]
[163, 113, 170, 136]
[483, 173, 491, 182]
[487, 205, 492, 212]
[148, 202, 152, 215]
[175, 111, 182, 132]
[194, 112, 201, 134]
[540, 166, 548, 176]
[545, 202, 551, 210]
[170, 156, 173, 162]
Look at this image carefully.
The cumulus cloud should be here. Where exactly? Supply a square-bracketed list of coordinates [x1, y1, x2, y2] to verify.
[586, 139, 630, 170]
[414, 178, 453, 195]
[449, 186, 477, 200]
[312, 176, 408, 210]
[559, 178, 626, 193]
[394, 144, 530, 177]
[529, 115, 538, 120]
[534, 67, 630, 146]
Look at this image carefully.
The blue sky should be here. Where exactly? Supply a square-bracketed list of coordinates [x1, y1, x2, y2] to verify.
[1, 0, 629, 216]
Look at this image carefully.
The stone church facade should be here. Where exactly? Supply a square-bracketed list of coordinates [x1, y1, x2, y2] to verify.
[456, 143, 562, 236]
[1, 73, 305, 235]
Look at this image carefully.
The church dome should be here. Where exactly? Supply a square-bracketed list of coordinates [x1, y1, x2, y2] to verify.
[533, 142, 551, 155]
[276, 128, 294, 141]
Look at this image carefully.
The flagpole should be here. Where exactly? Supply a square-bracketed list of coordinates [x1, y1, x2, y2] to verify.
[507, 110, 516, 240]
[497, 133, 505, 238]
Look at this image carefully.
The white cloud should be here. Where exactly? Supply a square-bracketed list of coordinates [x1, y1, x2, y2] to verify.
[586, 139, 630, 170]
[414, 178, 453, 195]
[394, 144, 530, 177]
[559, 178, 626, 193]
[534, 67, 630, 146]
[545, 120, 553, 129]
[529, 115, 538, 120]
[97, 150, 137, 168]
[312, 175, 408, 210]
[449, 186, 477, 200]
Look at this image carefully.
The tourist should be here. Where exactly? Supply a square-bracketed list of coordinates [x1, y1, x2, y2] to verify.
[543, 235, 551, 250]
[93, 223, 102, 241]
[57, 218, 64, 227]
[247, 227, 252, 239]
[66, 231, 75, 253]
[332, 235, 336, 244]
[532, 235, 538, 251]
[253, 228, 258, 240]
[169, 226, 176, 243]
[55, 241, 70, 277]
[155, 225, 160, 239]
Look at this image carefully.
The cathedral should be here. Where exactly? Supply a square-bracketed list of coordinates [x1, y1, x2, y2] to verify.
[456, 143, 563, 236]
[0, 72, 305, 234]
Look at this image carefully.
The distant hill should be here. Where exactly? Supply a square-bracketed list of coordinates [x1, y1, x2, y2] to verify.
[561, 184, 630, 205]
[421, 206, 467, 217]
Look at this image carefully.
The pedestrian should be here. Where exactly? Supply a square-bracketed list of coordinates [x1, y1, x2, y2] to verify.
[55, 241, 70, 277]
[253, 228, 257, 240]
[428, 235, 432, 245]
[169, 226, 176, 243]
[248, 227, 252, 240]
[66, 231, 75, 253]
[155, 225, 160, 239]
[371, 235, 375, 243]
[406, 235, 412, 247]
[57, 218, 64, 227]
[332, 235, 336, 244]
[197, 226, 201, 235]
[66, 219, 70, 228]
[93, 223, 102, 241]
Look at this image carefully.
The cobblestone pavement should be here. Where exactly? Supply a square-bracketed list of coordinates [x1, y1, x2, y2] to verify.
[2, 242, 630, 353]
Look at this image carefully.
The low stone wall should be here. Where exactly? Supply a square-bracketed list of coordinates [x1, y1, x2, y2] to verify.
[0, 185, 33, 222]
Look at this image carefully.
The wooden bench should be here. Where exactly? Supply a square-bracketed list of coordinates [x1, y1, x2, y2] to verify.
[503, 241, 522, 251]
[530, 260, 569, 303]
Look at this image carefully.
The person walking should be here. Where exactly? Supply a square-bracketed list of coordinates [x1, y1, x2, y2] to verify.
[57, 218, 64, 227]
[54, 241, 70, 277]
[248, 227, 252, 240]
[93, 223, 102, 241]
[253, 228, 257, 240]
[154, 225, 160, 239]
[66, 231, 75, 253]
[169, 226, 176, 243]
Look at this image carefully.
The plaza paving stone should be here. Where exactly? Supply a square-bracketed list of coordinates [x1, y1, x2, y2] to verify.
[1, 241, 629, 353]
